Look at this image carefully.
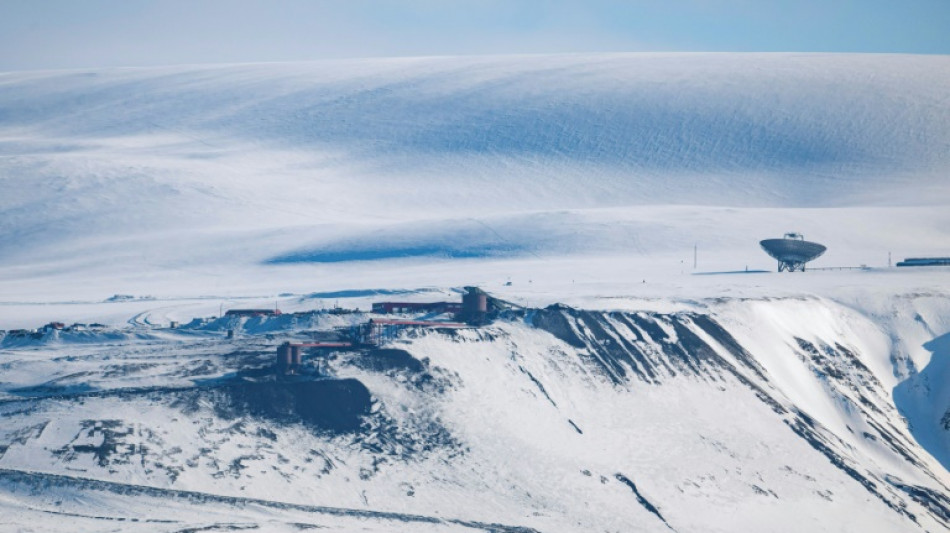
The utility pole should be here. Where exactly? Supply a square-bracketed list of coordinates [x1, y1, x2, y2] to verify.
[693, 244, 697, 270]
[888, 252, 892, 268]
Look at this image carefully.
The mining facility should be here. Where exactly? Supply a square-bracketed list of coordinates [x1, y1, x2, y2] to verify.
[896, 257, 950, 267]
[275, 286, 492, 376]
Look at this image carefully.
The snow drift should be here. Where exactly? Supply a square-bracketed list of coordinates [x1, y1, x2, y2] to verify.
[0, 53, 948, 301]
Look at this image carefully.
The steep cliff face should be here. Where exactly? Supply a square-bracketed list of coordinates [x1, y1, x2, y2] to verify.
[519, 301, 950, 529]
[1, 295, 948, 532]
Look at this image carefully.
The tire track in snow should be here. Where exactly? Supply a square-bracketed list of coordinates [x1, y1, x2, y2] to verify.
[0, 467, 540, 533]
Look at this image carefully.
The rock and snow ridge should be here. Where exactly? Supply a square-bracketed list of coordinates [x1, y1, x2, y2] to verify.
[1, 292, 949, 532]
[0, 52, 949, 531]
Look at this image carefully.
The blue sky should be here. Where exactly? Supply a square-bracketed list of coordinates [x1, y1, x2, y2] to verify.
[1, 0, 948, 70]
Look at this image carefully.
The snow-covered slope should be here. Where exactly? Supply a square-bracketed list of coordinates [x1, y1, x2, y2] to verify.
[0, 53, 948, 308]
[1, 53, 949, 531]
[2, 294, 950, 531]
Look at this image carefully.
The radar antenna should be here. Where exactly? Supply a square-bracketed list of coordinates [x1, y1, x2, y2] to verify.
[760, 233, 827, 272]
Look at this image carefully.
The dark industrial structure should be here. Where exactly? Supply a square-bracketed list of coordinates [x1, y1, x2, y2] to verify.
[273, 286, 493, 376]
[371, 301, 462, 314]
[357, 318, 468, 345]
[460, 286, 489, 324]
[226, 309, 281, 317]
[277, 341, 353, 375]
[275, 319, 469, 375]
[371, 286, 492, 325]
[896, 257, 950, 267]
[760, 233, 827, 272]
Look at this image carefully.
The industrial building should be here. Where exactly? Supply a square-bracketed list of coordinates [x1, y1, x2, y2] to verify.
[896, 257, 950, 267]
[276, 341, 352, 375]
[275, 319, 470, 375]
[373, 286, 491, 325]
[371, 301, 462, 314]
[225, 309, 282, 317]
[275, 286, 493, 376]
[459, 286, 489, 324]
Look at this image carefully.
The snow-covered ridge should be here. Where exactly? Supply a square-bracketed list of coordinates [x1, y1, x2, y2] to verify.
[1, 294, 949, 531]
[2, 50, 949, 532]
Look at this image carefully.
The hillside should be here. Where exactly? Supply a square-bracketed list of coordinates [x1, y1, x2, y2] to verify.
[0, 53, 948, 307]
[2, 294, 950, 531]
[1, 53, 949, 531]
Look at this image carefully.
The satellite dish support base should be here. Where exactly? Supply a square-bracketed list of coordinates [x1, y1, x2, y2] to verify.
[778, 260, 807, 272]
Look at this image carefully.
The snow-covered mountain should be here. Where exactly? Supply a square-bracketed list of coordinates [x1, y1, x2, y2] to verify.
[1, 53, 949, 531]
[1, 53, 949, 305]
[2, 293, 950, 531]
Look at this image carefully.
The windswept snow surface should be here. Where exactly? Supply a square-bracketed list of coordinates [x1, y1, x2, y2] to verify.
[1, 53, 950, 531]
[0, 53, 949, 306]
